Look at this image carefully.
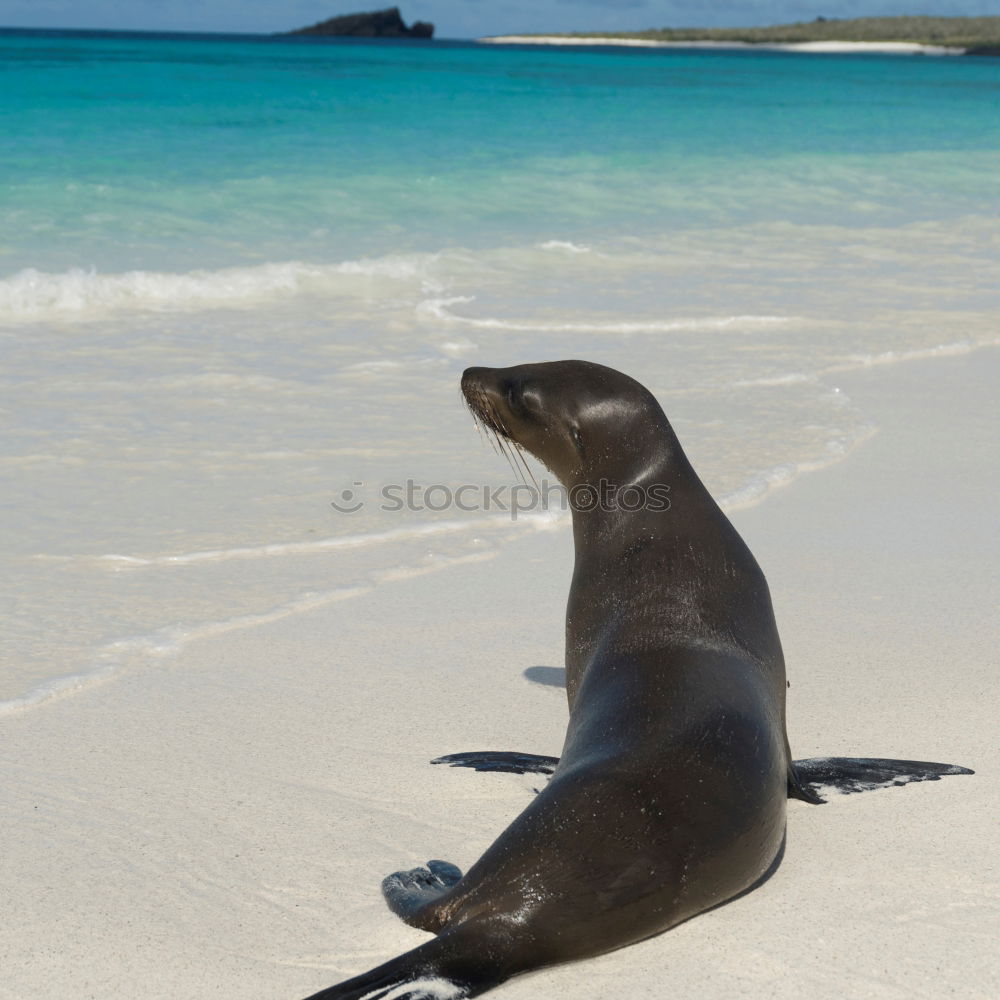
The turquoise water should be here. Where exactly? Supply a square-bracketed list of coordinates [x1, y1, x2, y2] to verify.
[2, 30, 999, 707]
[3, 30, 1000, 272]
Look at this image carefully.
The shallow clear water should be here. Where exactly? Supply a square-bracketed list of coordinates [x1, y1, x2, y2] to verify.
[5, 31, 1000, 270]
[1, 30, 998, 707]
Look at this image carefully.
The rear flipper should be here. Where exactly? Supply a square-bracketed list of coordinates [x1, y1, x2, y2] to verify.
[792, 757, 974, 804]
[301, 924, 512, 1000]
[431, 751, 559, 776]
[382, 860, 463, 930]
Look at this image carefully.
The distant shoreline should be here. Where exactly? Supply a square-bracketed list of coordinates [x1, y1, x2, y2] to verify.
[0, 24, 997, 55]
[479, 36, 968, 56]
[478, 16, 1000, 57]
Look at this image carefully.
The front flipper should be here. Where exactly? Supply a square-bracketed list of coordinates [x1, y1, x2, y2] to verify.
[431, 751, 559, 775]
[792, 757, 974, 803]
[434, 753, 974, 801]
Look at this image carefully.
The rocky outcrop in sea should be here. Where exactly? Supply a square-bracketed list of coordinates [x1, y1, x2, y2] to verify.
[285, 7, 434, 39]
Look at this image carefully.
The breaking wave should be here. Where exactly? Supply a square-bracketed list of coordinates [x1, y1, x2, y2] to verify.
[0, 254, 439, 321]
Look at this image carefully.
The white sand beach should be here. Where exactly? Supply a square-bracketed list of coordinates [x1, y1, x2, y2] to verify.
[479, 36, 968, 56]
[2, 346, 996, 999]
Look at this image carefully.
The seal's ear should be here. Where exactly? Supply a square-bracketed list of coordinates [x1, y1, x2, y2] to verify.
[570, 426, 586, 459]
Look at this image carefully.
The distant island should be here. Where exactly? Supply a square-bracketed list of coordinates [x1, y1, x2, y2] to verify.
[284, 7, 433, 39]
[481, 16, 1000, 56]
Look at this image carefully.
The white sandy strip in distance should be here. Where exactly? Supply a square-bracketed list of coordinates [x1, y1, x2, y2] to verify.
[479, 36, 967, 56]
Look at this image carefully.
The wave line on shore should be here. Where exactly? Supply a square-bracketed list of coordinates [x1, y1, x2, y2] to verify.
[93, 515, 561, 570]
[419, 297, 790, 335]
[0, 543, 516, 717]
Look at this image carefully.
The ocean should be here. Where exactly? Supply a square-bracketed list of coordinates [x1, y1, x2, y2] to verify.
[2, 29, 998, 709]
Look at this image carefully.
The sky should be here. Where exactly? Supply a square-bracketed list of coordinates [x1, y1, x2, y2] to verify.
[0, 1, 994, 39]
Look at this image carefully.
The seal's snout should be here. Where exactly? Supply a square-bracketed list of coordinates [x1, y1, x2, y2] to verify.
[461, 367, 506, 437]
[460, 366, 492, 399]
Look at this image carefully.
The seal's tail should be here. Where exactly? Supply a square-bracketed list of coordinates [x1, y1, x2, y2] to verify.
[301, 925, 512, 1000]
[789, 757, 974, 804]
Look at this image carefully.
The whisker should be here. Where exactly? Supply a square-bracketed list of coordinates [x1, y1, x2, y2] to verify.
[513, 445, 539, 490]
[494, 431, 524, 483]
[485, 403, 527, 487]
[462, 382, 538, 489]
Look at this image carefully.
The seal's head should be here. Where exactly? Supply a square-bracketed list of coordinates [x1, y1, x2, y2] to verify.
[461, 361, 673, 487]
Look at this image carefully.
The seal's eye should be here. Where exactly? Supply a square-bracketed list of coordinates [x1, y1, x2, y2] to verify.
[570, 426, 585, 458]
[505, 380, 528, 416]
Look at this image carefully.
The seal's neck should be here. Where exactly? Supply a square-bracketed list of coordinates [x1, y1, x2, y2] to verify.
[566, 421, 716, 556]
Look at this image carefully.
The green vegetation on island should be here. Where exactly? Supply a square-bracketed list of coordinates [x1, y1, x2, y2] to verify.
[545, 16, 1000, 55]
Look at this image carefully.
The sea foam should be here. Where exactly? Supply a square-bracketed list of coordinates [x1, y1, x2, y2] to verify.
[0, 255, 438, 321]
[419, 296, 789, 335]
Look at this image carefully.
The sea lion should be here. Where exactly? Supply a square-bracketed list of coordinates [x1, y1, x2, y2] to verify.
[302, 361, 971, 1000]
